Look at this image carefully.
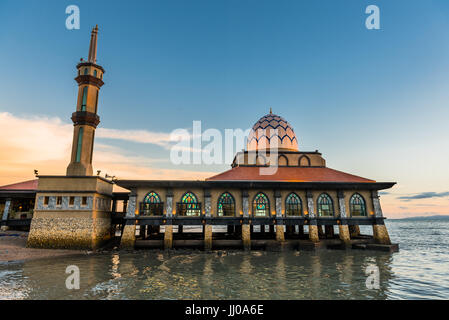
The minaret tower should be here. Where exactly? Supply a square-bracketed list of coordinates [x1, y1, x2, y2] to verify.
[66, 25, 105, 176]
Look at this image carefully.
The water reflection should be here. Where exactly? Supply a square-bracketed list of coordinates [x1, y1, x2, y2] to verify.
[1, 220, 448, 299]
[6, 249, 396, 299]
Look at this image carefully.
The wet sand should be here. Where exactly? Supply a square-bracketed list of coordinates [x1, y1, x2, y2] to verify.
[0, 231, 86, 262]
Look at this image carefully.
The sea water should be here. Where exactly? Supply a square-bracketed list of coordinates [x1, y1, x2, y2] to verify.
[0, 219, 448, 300]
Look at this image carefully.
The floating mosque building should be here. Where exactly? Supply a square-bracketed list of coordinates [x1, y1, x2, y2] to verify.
[1, 27, 397, 251]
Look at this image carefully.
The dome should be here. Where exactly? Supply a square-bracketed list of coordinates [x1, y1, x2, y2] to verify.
[247, 111, 299, 151]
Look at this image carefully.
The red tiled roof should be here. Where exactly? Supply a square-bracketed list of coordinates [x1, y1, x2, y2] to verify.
[206, 167, 375, 183]
[0, 179, 38, 191]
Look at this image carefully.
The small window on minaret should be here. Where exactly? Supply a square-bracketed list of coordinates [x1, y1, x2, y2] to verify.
[84, 68, 89, 75]
[81, 87, 88, 111]
[95, 90, 99, 113]
[76, 127, 84, 162]
[93, 70, 97, 77]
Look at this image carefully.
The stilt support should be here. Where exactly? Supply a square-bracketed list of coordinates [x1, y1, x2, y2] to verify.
[338, 225, 351, 246]
[373, 224, 391, 245]
[164, 225, 173, 249]
[204, 225, 212, 250]
[309, 224, 319, 242]
[242, 225, 251, 250]
[120, 223, 136, 249]
[276, 225, 285, 242]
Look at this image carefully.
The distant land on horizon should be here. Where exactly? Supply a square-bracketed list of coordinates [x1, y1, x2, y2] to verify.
[390, 215, 449, 220]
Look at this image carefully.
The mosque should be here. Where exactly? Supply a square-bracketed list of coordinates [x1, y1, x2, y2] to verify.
[1, 27, 397, 251]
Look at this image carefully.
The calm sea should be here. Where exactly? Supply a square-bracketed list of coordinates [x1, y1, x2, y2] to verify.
[0, 218, 448, 300]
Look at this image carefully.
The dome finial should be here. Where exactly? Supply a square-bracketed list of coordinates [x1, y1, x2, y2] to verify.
[269, 107, 272, 114]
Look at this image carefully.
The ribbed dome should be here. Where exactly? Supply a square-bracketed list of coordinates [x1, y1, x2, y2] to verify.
[247, 112, 299, 151]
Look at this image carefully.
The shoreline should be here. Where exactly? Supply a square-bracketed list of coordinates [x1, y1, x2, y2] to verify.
[0, 231, 88, 263]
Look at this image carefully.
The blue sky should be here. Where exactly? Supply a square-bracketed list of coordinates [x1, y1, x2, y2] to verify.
[1, 0, 449, 217]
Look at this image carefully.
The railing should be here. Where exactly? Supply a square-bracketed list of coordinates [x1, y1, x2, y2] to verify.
[176, 203, 202, 217]
[124, 215, 385, 226]
[0, 219, 32, 227]
[139, 202, 164, 216]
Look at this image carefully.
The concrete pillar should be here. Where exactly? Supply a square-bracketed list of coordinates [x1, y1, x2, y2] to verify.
[275, 191, 284, 242]
[164, 225, 173, 249]
[306, 191, 319, 242]
[371, 191, 391, 244]
[337, 191, 351, 245]
[120, 192, 137, 249]
[373, 224, 391, 244]
[120, 221, 136, 248]
[1, 199, 11, 231]
[204, 189, 212, 250]
[242, 225, 251, 250]
[242, 190, 251, 250]
[204, 225, 212, 250]
[164, 190, 174, 250]
[339, 225, 351, 244]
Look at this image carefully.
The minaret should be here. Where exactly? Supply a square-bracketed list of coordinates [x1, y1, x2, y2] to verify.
[66, 25, 105, 176]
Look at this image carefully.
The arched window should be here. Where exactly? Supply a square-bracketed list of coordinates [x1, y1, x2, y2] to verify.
[141, 191, 163, 216]
[84, 68, 89, 75]
[217, 192, 235, 216]
[317, 193, 334, 217]
[253, 193, 270, 217]
[278, 155, 288, 166]
[299, 155, 311, 167]
[256, 155, 266, 166]
[93, 70, 97, 77]
[350, 193, 367, 217]
[285, 193, 302, 216]
[177, 192, 201, 216]
[81, 87, 88, 111]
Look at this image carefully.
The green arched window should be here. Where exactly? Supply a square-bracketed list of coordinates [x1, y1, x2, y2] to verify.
[144, 192, 161, 203]
[317, 193, 334, 217]
[81, 87, 88, 111]
[84, 68, 89, 75]
[177, 192, 201, 216]
[218, 192, 235, 217]
[350, 193, 367, 217]
[93, 70, 98, 77]
[141, 191, 163, 216]
[285, 193, 302, 216]
[253, 193, 270, 217]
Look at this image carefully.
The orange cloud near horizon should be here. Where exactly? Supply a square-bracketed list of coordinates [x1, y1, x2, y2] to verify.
[0, 112, 215, 186]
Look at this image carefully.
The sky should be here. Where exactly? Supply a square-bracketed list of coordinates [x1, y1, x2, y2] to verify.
[0, 0, 449, 218]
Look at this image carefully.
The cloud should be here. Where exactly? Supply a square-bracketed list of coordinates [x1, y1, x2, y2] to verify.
[397, 191, 449, 201]
[96, 128, 174, 148]
[0, 112, 216, 186]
